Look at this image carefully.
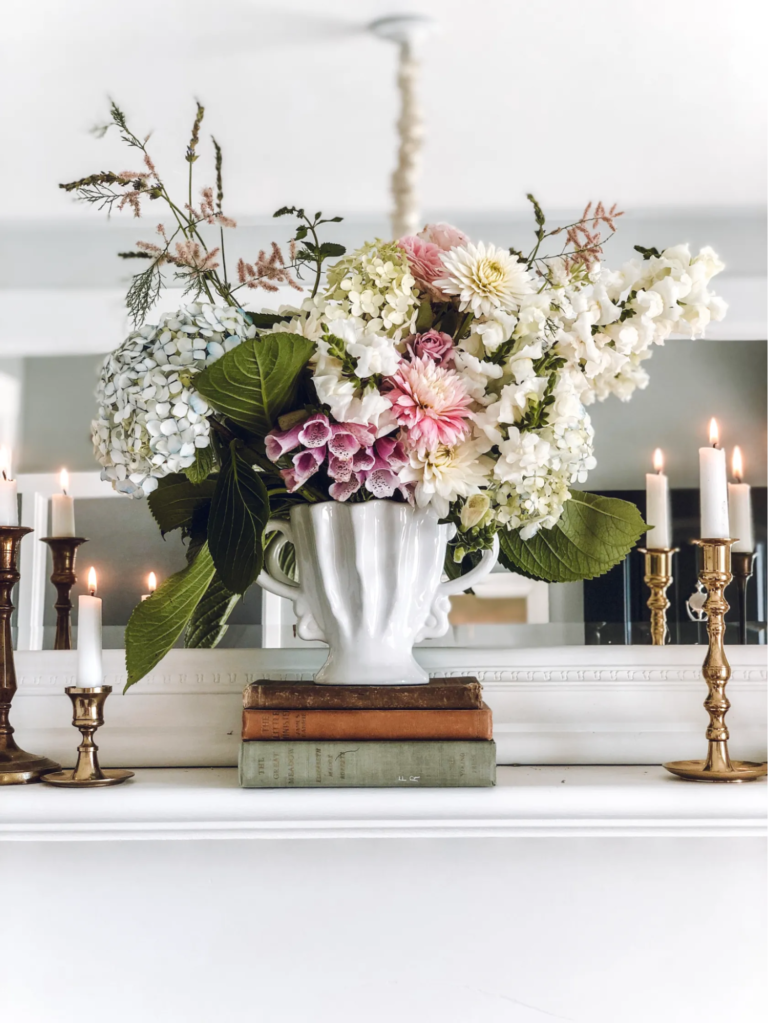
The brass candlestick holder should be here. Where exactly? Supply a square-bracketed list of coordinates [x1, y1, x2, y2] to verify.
[731, 551, 757, 646]
[0, 525, 61, 784]
[638, 547, 678, 645]
[664, 538, 767, 783]
[41, 686, 133, 787]
[41, 536, 88, 650]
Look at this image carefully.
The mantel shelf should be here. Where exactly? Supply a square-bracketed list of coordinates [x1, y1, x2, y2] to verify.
[2, 766, 765, 842]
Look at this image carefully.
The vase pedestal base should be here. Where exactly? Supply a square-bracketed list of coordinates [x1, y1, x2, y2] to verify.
[664, 758, 767, 783]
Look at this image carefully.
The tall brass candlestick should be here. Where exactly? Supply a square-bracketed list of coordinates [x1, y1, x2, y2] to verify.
[0, 526, 61, 784]
[638, 547, 678, 645]
[731, 551, 756, 646]
[41, 536, 88, 650]
[664, 538, 766, 783]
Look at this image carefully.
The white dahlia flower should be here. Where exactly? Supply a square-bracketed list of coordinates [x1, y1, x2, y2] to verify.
[92, 303, 255, 497]
[437, 242, 534, 317]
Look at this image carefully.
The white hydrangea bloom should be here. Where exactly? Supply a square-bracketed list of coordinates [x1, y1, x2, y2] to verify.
[92, 303, 255, 497]
[324, 242, 419, 340]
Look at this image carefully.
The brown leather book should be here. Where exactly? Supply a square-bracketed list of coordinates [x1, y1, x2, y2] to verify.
[242, 676, 483, 711]
[242, 704, 493, 741]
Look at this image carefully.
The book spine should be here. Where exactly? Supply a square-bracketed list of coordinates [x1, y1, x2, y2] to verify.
[239, 741, 496, 788]
[242, 706, 492, 741]
[243, 681, 483, 711]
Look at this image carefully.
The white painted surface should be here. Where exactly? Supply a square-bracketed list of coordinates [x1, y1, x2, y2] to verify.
[1, 766, 765, 842]
[10, 646, 767, 768]
[1, 0, 765, 218]
[1, 810, 765, 1022]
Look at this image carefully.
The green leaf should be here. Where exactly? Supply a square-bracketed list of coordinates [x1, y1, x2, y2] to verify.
[415, 298, 434, 332]
[147, 474, 216, 536]
[125, 543, 216, 690]
[498, 492, 647, 583]
[182, 444, 215, 484]
[241, 311, 293, 329]
[185, 574, 239, 648]
[208, 443, 270, 594]
[319, 242, 346, 258]
[194, 332, 314, 436]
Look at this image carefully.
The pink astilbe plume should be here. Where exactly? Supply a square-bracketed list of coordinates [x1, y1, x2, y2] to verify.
[384, 356, 473, 454]
[237, 242, 302, 293]
[553, 201, 624, 272]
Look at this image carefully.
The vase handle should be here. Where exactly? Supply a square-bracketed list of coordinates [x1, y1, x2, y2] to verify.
[256, 520, 326, 642]
[416, 534, 500, 642]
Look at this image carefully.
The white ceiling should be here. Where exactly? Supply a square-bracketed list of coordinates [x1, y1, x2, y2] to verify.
[1, 0, 766, 221]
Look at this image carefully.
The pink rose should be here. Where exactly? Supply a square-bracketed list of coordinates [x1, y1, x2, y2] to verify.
[405, 330, 455, 367]
[397, 235, 445, 288]
[417, 222, 469, 251]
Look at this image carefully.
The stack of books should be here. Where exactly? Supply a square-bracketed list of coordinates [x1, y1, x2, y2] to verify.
[238, 677, 496, 788]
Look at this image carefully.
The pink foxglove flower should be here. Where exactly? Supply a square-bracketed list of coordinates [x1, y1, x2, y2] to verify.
[281, 445, 325, 491]
[328, 454, 354, 482]
[384, 356, 473, 454]
[351, 447, 376, 472]
[298, 412, 332, 448]
[329, 473, 363, 502]
[372, 436, 408, 471]
[265, 421, 304, 461]
[405, 330, 455, 367]
[417, 222, 469, 251]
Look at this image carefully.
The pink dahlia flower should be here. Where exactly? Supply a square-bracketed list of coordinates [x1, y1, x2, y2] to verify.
[405, 330, 455, 367]
[384, 356, 473, 454]
[417, 222, 469, 251]
[397, 235, 446, 289]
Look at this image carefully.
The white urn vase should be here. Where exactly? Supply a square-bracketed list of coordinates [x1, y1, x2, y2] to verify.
[257, 500, 499, 686]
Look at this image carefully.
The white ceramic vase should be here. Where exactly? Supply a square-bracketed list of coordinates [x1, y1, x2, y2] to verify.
[257, 500, 499, 686]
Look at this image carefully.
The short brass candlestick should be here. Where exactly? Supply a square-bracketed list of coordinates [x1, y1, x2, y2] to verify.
[638, 547, 678, 645]
[731, 551, 756, 646]
[664, 539, 767, 783]
[0, 525, 61, 784]
[41, 536, 88, 650]
[41, 686, 133, 787]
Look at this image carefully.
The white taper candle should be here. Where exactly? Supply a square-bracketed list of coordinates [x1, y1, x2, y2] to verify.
[77, 567, 103, 688]
[728, 447, 754, 553]
[699, 419, 730, 539]
[645, 448, 671, 548]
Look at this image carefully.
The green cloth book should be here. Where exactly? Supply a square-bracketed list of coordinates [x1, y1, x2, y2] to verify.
[239, 740, 496, 788]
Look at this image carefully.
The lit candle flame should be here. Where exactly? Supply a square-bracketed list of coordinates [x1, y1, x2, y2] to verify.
[148, 572, 157, 594]
[732, 446, 744, 483]
[652, 448, 664, 474]
[87, 566, 97, 596]
[0, 446, 11, 481]
[60, 468, 69, 494]
[709, 417, 719, 448]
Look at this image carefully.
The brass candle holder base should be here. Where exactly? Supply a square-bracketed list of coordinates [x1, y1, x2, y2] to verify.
[1, 525, 61, 785]
[731, 551, 756, 646]
[664, 538, 767, 784]
[41, 686, 133, 788]
[41, 536, 88, 651]
[638, 547, 678, 645]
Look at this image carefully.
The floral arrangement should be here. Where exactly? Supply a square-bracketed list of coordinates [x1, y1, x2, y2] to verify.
[61, 103, 726, 686]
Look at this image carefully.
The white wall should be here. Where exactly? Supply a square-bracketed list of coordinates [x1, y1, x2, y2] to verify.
[2, 836, 764, 1022]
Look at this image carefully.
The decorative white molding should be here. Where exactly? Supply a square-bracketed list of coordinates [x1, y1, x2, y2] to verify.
[0, 766, 764, 842]
[10, 646, 767, 768]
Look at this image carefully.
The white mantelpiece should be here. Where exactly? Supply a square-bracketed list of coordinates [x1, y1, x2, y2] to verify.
[9, 645, 767, 768]
[1, 766, 764, 843]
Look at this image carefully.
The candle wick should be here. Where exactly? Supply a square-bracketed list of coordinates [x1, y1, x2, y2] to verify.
[1, 470, 6, 482]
